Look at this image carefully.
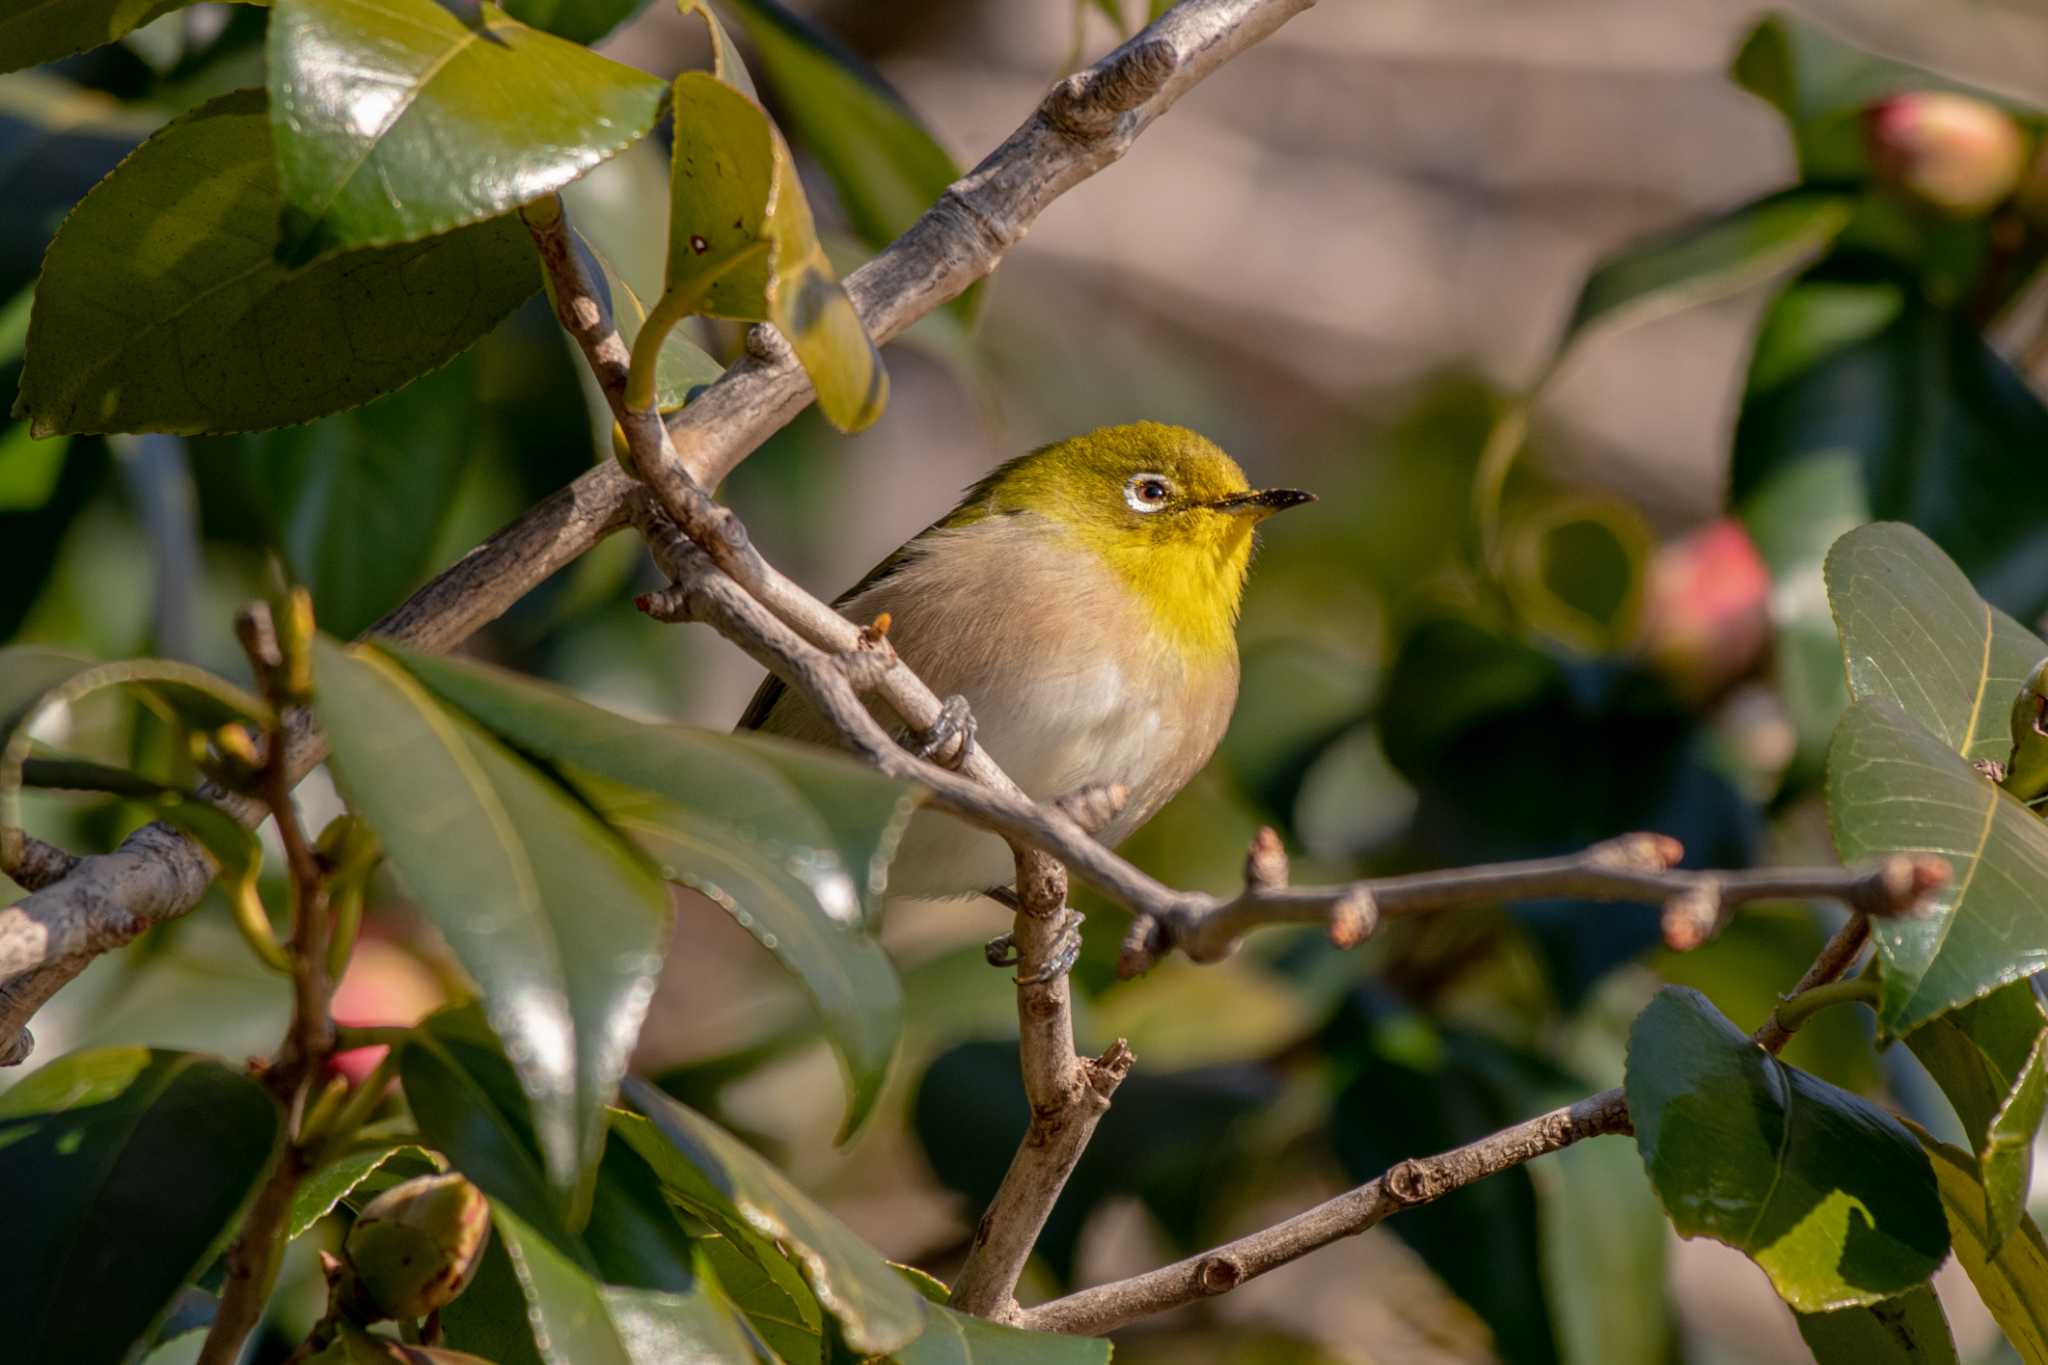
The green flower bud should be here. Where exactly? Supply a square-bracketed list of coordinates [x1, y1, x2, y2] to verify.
[306, 1320, 494, 1364]
[2006, 656, 2048, 807]
[343, 1174, 491, 1322]
[1867, 92, 2027, 218]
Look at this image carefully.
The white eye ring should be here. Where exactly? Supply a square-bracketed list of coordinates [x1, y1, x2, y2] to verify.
[1124, 473, 1174, 513]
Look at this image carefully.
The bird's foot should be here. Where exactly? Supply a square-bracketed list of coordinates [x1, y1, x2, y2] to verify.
[984, 909, 1086, 985]
[910, 694, 976, 770]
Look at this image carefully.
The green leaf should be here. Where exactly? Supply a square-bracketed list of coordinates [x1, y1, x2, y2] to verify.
[0, 0, 227, 75]
[489, 1202, 635, 1365]
[386, 646, 918, 1139]
[19, 88, 539, 437]
[314, 639, 670, 1210]
[290, 1143, 435, 1240]
[889, 1302, 1113, 1364]
[1624, 986, 1949, 1311]
[0, 645, 93, 733]
[614, 1087, 929, 1354]
[1825, 521, 2048, 767]
[1903, 982, 2048, 1253]
[1532, 1121, 1672, 1365]
[565, 230, 723, 414]
[1795, 1284, 1959, 1365]
[660, 71, 886, 432]
[602, 1282, 761, 1365]
[1917, 1132, 2048, 1363]
[1734, 295, 2048, 625]
[268, 0, 667, 262]
[1829, 700, 2048, 1032]
[1558, 190, 1851, 364]
[0, 1047, 282, 1364]
[500, 0, 650, 45]
[695, 1226, 822, 1364]
[716, 0, 978, 326]
[212, 354, 480, 638]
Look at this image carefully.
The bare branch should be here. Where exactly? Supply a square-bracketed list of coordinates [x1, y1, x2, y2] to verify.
[0, 0, 1315, 1063]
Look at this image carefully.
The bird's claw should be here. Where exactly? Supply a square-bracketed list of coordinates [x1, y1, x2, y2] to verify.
[911, 694, 976, 769]
[984, 909, 1086, 985]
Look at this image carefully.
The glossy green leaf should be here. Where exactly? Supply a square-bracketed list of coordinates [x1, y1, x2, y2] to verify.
[500, 0, 649, 44]
[1825, 522, 2048, 768]
[1904, 982, 2048, 1253]
[1734, 296, 2048, 625]
[0, 0, 247, 75]
[290, 1143, 435, 1239]
[1829, 700, 2048, 1032]
[1795, 1284, 1959, 1365]
[717, 0, 978, 326]
[1918, 1132, 2048, 1363]
[695, 1226, 822, 1364]
[0, 1047, 281, 1365]
[490, 1202, 635, 1365]
[315, 639, 670, 1209]
[890, 1302, 1112, 1364]
[386, 646, 918, 1138]
[1625, 987, 1948, 1311]
[662, 71, 886, 432]
[615, 1086, 929, 1354]
[212, 354, 479, 638]
[18, 89, 539, 437]
[268, 0, 667, 262]
[1558, 190, 1851, 364]
[602, 1283, 760, 1365]
[678, 1, 755, 101]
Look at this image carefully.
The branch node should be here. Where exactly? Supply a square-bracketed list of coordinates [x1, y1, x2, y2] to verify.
[1327, 888, 1378, 949]
[1117, 914, 1165, 977]
[1864, 853, 1950, 918]
[1661, 881, 1725, 952]
[1385, 1158, 1435, 1206]
[1590, 832, 1683, 872]
[1244, 825, 1288, 890]
[1194, 1254, 1245, 1295]
[1087, 1038, 1135, 1095]
[1049, 37, 1178, 137]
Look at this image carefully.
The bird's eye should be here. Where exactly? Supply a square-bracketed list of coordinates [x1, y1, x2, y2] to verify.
[1124, 473, 1174, 513]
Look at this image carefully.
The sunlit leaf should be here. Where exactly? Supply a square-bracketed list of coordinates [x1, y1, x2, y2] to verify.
[564, 230, 722, 414]
[1917, 1131, 2048, 1363]
[660, 71, 886, 431]
[268, 0, 667, 262]
[290, 1143, 437, 1240]
[0, 0, 255, 75]
[615, 1087, 929, 1354]
[0, 1047, 281, 1365]
[18, 89, 538, 437]
[1625, 986, 1948, 1310]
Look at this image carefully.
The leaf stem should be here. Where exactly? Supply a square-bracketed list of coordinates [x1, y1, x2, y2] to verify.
[622, 241, 770, 415]
[1769, 974, 1878, 1037]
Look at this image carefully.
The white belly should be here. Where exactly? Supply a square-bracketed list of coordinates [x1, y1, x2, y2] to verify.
[882, 661, 1174, 900]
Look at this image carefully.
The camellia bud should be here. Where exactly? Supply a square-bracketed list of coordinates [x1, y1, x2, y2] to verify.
[2005, 656, 2048, 805]
[1638, 519, 1771, 704]
[343, 1174, 491, 1322]
[1866, 91, 2026, 217]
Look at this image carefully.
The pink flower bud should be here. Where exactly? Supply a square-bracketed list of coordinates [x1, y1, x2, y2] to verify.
[1640, 520, 1771, 703]
[1867, 91, 2026, 217]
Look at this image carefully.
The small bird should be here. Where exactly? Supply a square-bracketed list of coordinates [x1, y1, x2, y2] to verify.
[740, 421, 1312, 904]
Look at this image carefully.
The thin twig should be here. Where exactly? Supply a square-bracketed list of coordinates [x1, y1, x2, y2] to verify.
[0, 0, 1317, 1064]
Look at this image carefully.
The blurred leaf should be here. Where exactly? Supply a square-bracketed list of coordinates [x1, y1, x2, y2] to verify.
[0, 1047, 281, 1365]
[889, 1302, 1113, 1364]
[717, 0, 979, 325]
[316, 640, 670, 1211]
[1559, 190, 1851, 361]
[1217, 637, 1373, 821]
[1625, 986, 1948, 1310]
[0, 435, 100, 640]
[1904, 982, 2047, 1254]
[602, 1281, 760, 1365]
[389, 646, 918, 1139]
[1502, 495, 1652, 654]
[0, 645, 94, 731]
[1093, 959, 1318, 1070]
[0, 81, 143, 301]
[1531, 1122, 1671, 1365]
[1918, 1131, 2048, 1362]
[207, 353, 479, 638]
[268, 0, 666, 262]
[19, 88, 539, 437]
[0, 0, 235, 75]
[500, 0, 651, 44]
[290, 1142, 434, 1240]
[1830, 700, 2048, 1032]
[616, 1084, 929, 1354]
[1732, 294, 2048, 624]
[1795, 1284, 1959, 1365]
[661, 71, 886, 431]
[1748, 279, 1904, 396]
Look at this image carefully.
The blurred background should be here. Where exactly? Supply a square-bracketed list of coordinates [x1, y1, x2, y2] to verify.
[8, 1, 2048, 1361]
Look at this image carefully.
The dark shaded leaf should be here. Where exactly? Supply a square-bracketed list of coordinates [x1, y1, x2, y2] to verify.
[500, 0, 651, 45]
[317, 640, 669, 1211]
[0, 1047, 281, 1364]
[19, 89, 539, 437]
[268, 0, 666, 261]
[615, 1085, 928, 1354]
[1795, 1284, 1959, 1365]
[1625, 987, 1947, 1310]
[0, 0, 237, 75]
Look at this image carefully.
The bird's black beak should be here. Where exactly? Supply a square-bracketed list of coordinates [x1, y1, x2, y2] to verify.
[1208, 488, 1316, 518]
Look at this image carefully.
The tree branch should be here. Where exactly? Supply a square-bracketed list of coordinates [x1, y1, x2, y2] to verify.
[1014, 910, 1878, 1336]
[0, 0, 1316, 1064]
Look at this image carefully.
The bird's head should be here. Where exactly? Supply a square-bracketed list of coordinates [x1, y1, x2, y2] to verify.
[954, 422, 1313, 657]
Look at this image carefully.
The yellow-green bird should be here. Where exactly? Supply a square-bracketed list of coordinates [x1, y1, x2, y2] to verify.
[740, 421, 1312, 902]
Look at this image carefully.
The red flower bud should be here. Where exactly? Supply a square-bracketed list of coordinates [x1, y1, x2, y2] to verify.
[1867, 91, 2026, 218]
[1640, 520, 1771, 703]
